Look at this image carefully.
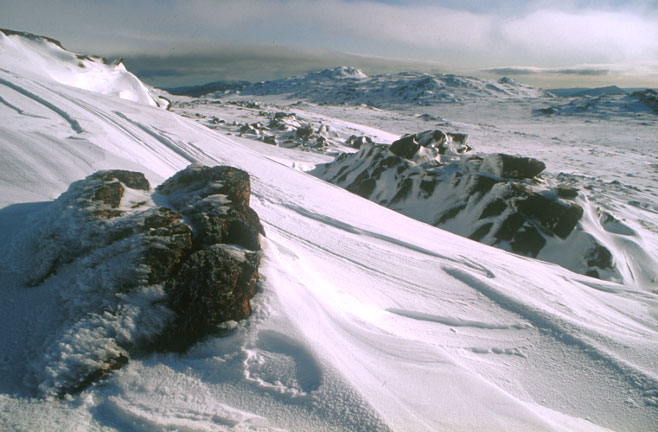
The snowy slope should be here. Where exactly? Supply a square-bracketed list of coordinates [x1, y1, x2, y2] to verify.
[1, 31, 658, 432]
[0, 29, 166, 108]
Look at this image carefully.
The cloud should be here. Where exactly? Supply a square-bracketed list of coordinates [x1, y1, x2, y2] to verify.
[484, 66, 612, 76]
[123, 44, 447, 87]
[1, 0, 657, 86]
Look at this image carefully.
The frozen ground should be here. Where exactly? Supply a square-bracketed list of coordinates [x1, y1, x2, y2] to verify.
[1, 30, 657, 431]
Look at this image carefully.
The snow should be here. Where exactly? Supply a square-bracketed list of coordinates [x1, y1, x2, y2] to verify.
[1, 31, 658, 431]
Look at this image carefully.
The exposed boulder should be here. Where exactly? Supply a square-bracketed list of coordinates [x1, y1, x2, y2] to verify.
[16, 165, 264, 396]
[390, 130, 471, 162]
[390, 135, 420, 159]
[480, 154, 546, 179]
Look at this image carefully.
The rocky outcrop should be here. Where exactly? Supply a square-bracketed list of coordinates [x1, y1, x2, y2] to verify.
[389, 130, 471, 162]
[312, 131, 618, 281]
[17, 165, 264, 396]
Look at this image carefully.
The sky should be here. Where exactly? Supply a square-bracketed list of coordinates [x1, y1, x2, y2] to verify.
[1, 0, 657, 88]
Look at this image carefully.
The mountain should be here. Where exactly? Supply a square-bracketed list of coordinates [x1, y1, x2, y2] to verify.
[167, 80, 252, 97]
[548, 86, 629, 97]
[1, 29, 658, 431]
[534, 90, 658, 117]
[175, 66, 550, 105]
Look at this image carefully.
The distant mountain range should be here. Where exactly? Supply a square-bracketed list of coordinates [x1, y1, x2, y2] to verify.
[167, 66, 550, 105]
[547, 85, 653, 97]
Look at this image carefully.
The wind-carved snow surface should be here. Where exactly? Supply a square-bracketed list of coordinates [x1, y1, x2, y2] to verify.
[1, 31, 658, 431]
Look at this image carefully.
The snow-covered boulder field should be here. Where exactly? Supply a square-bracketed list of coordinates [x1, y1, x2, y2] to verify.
[313, 130, 656, 284]
[2, 165, 263, 397]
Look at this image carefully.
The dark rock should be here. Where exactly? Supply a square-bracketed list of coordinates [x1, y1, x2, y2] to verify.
[347, 174, 377, 199]
[447, 132, 468, 145]
[163, 246, 260, 351]
[157, 165, 255, 210]
[416, 130, 447, 149]
[295, 124, 313, 140]
[535, 107, 558, 115]
[64, 351, 129, 397]
[557, 185, 579, 198]
[437, 204, 467, 224]
[390, 135, 420, 159]
[93, 170, 150, 191]
[469, 175, 501, 197]
[517, 194, 583, 239]
[346, 135, 374, 149]
[483, 154, 546, 179]
[480, 199, 507, 219]
[586, 244, 613, 270]
[91, 180, 124, 208]
[391, 178, 413, 204]
[419, 178, 439, 196]
[469, 223, 493, 241]
[509, 225, 546, 257]
[262, 135, 277, 145]
[495, 213, 525, 241]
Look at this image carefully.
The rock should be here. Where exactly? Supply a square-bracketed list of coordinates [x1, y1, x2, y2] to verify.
[481, 153, 546, 179]
[447, 132, 468, 145]
[157, 164, 254, 209]
[390, 135, 420, 159]
[162, 245, 260, 351]
[23, 164, 264, 396]
[416, 130, 447, 149]
[346, 135, 373, 149]
[557, 185, 579, 198]
[516, 193, 583, 239]
[262, 135, 277, 145]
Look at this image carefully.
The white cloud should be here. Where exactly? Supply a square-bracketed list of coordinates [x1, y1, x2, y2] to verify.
[1, 0, 657, 85]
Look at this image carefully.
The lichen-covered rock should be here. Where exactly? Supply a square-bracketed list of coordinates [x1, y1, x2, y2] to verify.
[15, 164, 264, 396]
[161, 245, 260, 351]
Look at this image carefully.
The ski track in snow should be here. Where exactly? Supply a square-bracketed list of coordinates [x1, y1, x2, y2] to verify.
[0, 77, 83, 134]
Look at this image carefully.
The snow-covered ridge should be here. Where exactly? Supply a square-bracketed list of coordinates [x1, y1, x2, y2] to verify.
[199, 66, 549, 105]
[312, 132, 658, 286]
[0, 28, 166, 108]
